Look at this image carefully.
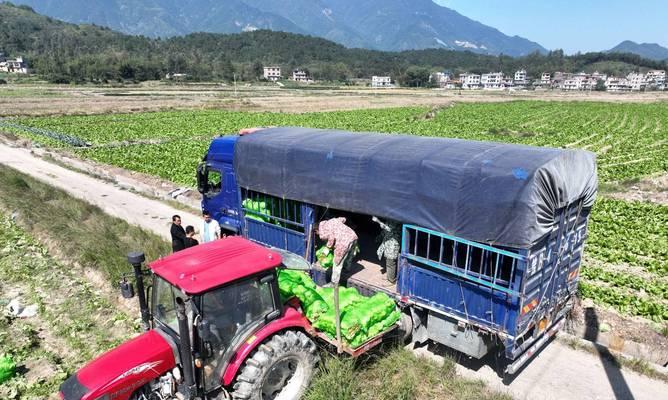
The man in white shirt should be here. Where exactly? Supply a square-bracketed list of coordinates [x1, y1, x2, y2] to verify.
[200, 210, 221, 243]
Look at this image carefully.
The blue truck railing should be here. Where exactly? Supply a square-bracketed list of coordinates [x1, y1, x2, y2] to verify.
[241, 189, 305, 232]
[240, 189, 313, 258]
[401, 224, 524, 298]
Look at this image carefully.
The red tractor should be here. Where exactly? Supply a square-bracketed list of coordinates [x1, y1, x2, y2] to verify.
[59, 237, 391, 400]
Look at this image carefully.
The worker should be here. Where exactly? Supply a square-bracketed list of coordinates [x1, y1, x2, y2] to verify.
[317, 217, 358, 284]
[200, 210, 221, 243]
[372, 216, 401, 283]
[317, 216, 358, 352]
[184, 225, 199, 248]
[170, 215, 186, 253]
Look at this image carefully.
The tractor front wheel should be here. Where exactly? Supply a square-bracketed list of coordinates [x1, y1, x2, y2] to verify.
[231, 331, 318, 400]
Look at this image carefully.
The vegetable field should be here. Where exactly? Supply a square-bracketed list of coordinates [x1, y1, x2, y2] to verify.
[4, 101, 668, 322]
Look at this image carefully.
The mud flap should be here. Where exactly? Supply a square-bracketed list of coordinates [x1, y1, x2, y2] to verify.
[505, 317, 565, 375]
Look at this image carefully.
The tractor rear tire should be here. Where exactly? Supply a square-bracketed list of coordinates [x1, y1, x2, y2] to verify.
[231, 330, 318, 400]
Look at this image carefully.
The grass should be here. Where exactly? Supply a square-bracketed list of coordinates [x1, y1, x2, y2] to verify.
[0, 215, 138, 398]
[305, 346, 511, 400]
[0, 165, 170, 284]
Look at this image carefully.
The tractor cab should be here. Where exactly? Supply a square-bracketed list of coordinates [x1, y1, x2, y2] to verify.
[150, 239, 284, 393]
[60, 237, 316, 400]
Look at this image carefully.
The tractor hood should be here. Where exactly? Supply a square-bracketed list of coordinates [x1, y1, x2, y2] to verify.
[59, 330, 177, 400]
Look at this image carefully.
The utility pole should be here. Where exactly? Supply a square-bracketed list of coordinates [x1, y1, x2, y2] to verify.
[234, 73, 238, 97]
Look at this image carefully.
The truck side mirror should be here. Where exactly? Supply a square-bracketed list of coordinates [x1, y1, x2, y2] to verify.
[120, 277, 135, 299]
[197, 163, 208, 194]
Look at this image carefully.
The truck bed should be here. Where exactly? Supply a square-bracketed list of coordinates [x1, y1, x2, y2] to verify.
[342, 258, 398, 298]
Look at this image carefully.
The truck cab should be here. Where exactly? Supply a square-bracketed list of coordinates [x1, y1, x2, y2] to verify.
[198, 136, 242, 235]
[60, 238, 317, 400]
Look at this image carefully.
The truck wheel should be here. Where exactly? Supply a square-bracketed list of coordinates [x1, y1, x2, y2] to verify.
[232, 331, 318, 400]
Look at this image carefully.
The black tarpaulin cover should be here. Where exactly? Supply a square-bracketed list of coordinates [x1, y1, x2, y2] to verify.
[234, 127, 597, 249]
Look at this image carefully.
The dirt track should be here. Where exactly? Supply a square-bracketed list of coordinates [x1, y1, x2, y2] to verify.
[1, 142, 667, 400]
[2, 84, 668, 116]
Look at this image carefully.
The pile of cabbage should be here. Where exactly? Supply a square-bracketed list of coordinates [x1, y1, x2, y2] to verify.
[278, 269, 400, 348]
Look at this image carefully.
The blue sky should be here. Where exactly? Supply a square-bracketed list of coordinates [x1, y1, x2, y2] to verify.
[434, 0, 668, 54]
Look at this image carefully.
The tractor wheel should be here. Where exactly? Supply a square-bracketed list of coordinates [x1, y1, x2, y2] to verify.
[231, 330, 318, 400]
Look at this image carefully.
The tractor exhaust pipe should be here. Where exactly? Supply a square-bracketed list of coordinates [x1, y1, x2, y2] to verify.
[176, 297, 196, 399]
[127, 252, 150, 331]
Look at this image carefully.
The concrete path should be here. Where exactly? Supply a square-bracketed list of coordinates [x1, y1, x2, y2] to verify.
[2, 143, 667, 400]
[411, 338, 668, 400]
[0, 143, 201, 241]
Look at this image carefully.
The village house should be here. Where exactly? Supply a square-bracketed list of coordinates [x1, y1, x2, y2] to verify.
[372, 75, 393, 88]
[627, 73, 647, 91]
[645, 70, 666, 90]
[541, 72, 551, 86]
[481, 72, 504, 90]
[605, 77, 632, 92]
[460, 73, 481, 89]
[263, 66, 281, 81]
[292, 69, 313, 83]
[431, 72, 458, 89]
[514, 69, 528, 87]
[0, 55, 28, 74]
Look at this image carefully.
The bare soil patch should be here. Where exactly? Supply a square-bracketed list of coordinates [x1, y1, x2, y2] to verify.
[603, 174, 668, 205]
[2, 83, 668, 116]
[567, 296, 668, 366]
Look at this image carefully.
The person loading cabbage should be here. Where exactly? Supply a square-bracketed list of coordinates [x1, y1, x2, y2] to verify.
[372, 216, 401, 283]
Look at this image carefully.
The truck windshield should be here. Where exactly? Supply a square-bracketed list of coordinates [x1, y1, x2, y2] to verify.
[153, 276, 182, 334]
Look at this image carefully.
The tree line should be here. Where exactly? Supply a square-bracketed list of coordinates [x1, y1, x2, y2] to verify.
[1, 2, 666, 86]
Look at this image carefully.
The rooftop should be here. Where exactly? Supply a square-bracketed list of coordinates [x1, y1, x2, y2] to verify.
[149, 237, 281, 294]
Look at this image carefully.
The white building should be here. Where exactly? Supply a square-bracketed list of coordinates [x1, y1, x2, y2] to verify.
[263, 66, 282, 81]
[605, 77, 632, 92]
[627, 73, 646, 91]
[0, 56, 28, 74]
[432, 72, 458, 89]
[646, 70, 666, 90]
[541, 73, 551, 85]
[460, 73, 481, 89]
[514, 69, 528, 86]
[372, 76, 392, 88]
[292, 69, 313, 83]
[559, 72, 600, 91]
[562, 78, 583, 91]
[591, 71, 608, 82]
[481, 72, 504, 90]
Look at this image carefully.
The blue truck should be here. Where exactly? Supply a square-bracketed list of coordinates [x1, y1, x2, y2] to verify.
[196, 127, 598, 374]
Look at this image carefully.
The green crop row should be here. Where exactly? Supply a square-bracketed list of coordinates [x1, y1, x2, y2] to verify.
[579, 281, 668, 322]
[586, 198, 668, 276]
[580, 265, 668, 300]
[13, 101, 668, 183]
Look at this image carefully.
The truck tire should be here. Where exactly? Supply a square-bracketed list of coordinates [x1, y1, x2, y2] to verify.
[231, 330, 318, 400]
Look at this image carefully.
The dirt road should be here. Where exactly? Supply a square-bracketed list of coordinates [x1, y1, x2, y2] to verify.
[0, 143, 201, 241]
[1, 143, 666, 400]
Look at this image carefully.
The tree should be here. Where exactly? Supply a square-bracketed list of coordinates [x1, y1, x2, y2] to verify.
[400, 66, 431, 87]
[251, 61, 264, 80]
[595, 79, 606, 91]
[119, 63, 135, 80]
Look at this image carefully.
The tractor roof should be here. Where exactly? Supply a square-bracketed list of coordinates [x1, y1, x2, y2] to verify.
[149, 237, 282, 295]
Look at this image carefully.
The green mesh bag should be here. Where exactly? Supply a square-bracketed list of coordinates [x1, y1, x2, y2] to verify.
[0, 355, 16, 384]
[316, 246, 334, 268]
[316, 287, 364, 312]
[304, 299, 329, 321]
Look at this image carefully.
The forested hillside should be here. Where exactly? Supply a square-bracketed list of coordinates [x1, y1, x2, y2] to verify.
[1, 3, 665, 84]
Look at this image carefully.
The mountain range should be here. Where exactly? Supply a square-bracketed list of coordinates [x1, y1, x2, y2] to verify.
[8, 0, 547, 57]
[608, 40, 668, 61]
